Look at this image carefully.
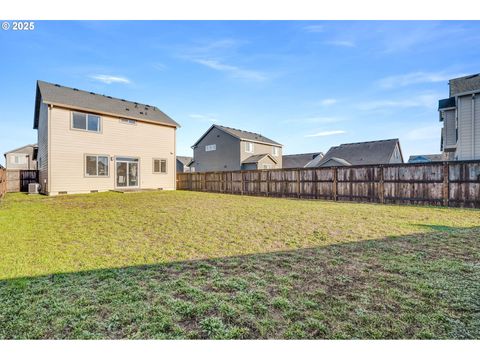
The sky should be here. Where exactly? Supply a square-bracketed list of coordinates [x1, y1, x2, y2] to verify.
[1, 20, 480, 165]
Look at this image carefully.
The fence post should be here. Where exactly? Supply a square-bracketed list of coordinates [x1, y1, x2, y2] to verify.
[297, 168, 301, 198]
[379, 165, 385, 204]
[333, 167, 338, 202]
[313, 169, 318, 199]
[443, 162, 449, 207]
[240, 171, 244, 195]
[203, 172, 206, 192]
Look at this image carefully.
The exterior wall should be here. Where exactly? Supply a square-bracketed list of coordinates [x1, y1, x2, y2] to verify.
[192, 127, 240, 172]
[47, 106, 176, 195]
[37, 102, 49, 193]
[239, 140, 282, 168]
[388, 143, 403, 164]
[443, 109, 457, 148]
[456, 95, 475, 160]
[176, 160, 188, 173]
[5, 146, 37, 170]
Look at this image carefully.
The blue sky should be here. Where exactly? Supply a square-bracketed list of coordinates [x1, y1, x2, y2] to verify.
[1, 20, 480, 165]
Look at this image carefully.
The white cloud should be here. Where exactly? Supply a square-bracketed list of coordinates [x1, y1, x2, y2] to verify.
[324, 40, 355, 48]
[90, 75, 130, 84]
[357, 94, 439, 111]
[188, 113, 218, 122]
[378, 71, 465, 89]
[303, 25, 325, 33]
[406, 125, 442, 141]
[305, 130, 346, 137]
[282, 116, 343, 125]
[317, 98, 338, 106]
[193, 59, 267, 82]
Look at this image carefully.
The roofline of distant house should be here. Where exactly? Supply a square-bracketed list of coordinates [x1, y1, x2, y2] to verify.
[242, 153, 278, 164]
[3, 143, 38, 157]
[191, 124, 283, 148]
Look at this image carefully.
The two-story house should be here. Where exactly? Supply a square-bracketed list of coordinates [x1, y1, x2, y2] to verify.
[34, 80, 180, 195]
[4, 143, 38, 170]
[190, 125, 283, 172]
[439, 74, 480, 160]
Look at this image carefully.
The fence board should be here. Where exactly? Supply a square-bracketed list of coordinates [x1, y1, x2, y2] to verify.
[0, 168, 6, 199]
[176, 161, 480, 208]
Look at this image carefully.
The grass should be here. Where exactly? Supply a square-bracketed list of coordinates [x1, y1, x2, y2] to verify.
[0, 190, 479, 339]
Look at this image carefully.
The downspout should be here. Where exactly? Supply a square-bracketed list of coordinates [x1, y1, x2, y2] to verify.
[48, 104, 52, 194]
[473, 94, 476, 159]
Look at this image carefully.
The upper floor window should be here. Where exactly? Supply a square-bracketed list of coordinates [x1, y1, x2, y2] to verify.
[272, 146, 280, 156]
[205, 144, 216, 152]
[245, 142, 254, 153]
[10, 154, 27, 165]
[72, 112, 101, 133]
[120, 119, 136, 125]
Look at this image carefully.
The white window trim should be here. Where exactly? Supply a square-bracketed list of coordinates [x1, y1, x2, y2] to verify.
[205, 144, 216, 152]
[84, 154, 110, 177]
[71, 111, 102, 133]
[272, 146, 280, 156]
[153, 158, 168, 174]
[245, 142, 254, 153]
[120, 119, 137, 125]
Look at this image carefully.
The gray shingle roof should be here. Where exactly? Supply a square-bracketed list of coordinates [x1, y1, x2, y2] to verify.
[192, 124, 282, 147]
[282, 152, 323, 168]
[242, 153, 278, 164]
[34, 80, 179, 129]
[449, 74, 480, 96]
[307, 139, 402, 167]
[176, 156, 193, 166]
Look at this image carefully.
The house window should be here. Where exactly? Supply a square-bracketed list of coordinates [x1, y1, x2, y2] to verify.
[10, 154, 27, 165]
[272, 146, 280, 156]
[72, 112, 101, 132]
[85, 155, 109, 176]
[120, 119, 136, 125]
[263, 164, 273, 169]
[153, 159, 167, 174]
[245, 142, 254, 153]
[205, 144, 216, 152]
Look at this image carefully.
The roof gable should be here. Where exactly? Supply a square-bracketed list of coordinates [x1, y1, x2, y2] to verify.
[242, 153, 278, 164]
[282, 152, 323, 168]
[34, 80, 180, 129]
[192, 124, 282, 148]
[315, 139, 403, 167]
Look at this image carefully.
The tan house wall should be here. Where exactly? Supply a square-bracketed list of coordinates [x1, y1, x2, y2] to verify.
[239, 140, 282, 168]
[47, 106, 176, 195]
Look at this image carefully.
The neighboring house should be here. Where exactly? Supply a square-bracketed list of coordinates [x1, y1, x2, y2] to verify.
[282, 152, 323, 168]
[34, 80, 180, 195]
[439, 74, 480, 160]
[3, 144, 38, 170]
[307, 139, 404, 167]
[176, 156, 193, 173]
[408, 154, 445, 163]
[190, 124, 283, 172]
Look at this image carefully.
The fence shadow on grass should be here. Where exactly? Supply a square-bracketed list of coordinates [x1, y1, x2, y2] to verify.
[1, 225, 479, 339]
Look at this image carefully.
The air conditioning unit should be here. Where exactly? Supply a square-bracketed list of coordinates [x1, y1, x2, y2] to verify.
[28, 183, 40, 195]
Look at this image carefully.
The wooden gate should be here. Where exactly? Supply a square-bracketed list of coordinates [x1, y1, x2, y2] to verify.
[19, 170, 38, 192]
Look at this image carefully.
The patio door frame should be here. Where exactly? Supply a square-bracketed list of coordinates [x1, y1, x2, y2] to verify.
[114, 156, 140, 189]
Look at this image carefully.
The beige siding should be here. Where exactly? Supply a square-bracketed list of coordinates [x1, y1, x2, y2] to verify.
[240, 141, 282, 168]
[37, 102, 49, 193]
[48, 106, 176, 195]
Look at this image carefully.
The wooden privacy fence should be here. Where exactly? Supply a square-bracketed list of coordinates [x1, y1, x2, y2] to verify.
[0, 168, 6, 199]
[177, 161, 480, 208]
[6, 170, 39, 193]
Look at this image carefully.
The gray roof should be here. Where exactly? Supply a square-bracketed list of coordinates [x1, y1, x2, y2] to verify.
[408, 154, 444, 163]
[282, 152, 323, 168]
[34, 80, 179, 129]
[4, 143, 37, 156]
[242, 153, 278, 164]
[308, 139, 403, 167]
[449, 74, 480, 96]
[176, 156, 193, 166]
[192, 124, 282, 147]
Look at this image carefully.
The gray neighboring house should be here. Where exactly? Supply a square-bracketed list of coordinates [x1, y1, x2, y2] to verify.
[408, 154, 445, 163]
[307, 139, 404, 167]
[282, 152, 324, 168]
[177, 156, 193, 173]
[439, 73, 480, 161]
[3, 144, 38, 170]
[191, 124, 283, 172]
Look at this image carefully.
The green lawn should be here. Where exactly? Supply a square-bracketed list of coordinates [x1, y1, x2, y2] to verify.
[1, 191, 479, 339]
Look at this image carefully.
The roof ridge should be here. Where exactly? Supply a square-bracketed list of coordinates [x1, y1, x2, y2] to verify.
[339, 138, 398, 146]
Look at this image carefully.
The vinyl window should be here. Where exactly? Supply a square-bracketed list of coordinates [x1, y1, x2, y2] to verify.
[245, 142, 254, 153]
[153, 159, 167, 174]
[10, 154, 27, 164]
[85, 155, 109, 176]
[272, 146, 280, 156]
[120, 119, 136, 125]
[72, 112, 101, 132]
[205, 144, 216, 152]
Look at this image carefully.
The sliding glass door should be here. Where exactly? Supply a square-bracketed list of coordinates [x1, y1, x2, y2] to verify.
[115, 157, 139, 188]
